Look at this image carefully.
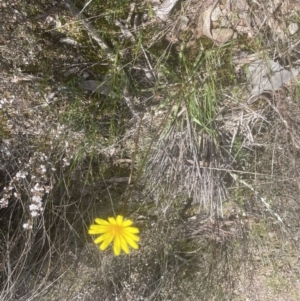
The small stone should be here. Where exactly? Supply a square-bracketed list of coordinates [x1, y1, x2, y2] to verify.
[81, 71, 89, 79]
[180, 16, 189, 31]
[288, 23, 299, 35]
[211, 28, 234, 45]
[211, 21, 219, 29]
[221, 16, 229, 27]
[211, 6, 222, 22]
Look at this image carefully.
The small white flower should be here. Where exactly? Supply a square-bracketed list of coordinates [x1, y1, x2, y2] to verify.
[14, 192, 20, 198]
[0, 197, 8, 207]
[33, 183, 44, 192]
[21, 172, 28, 178]
[16, 171, 27, 179]
[30, 211, 39, 217]
[29, 204, 40, 211]
[32, 195, 42, 203]
[23, 223, 33, 230]
[44, 186, 51, 193]
[63, 158, 70, 166]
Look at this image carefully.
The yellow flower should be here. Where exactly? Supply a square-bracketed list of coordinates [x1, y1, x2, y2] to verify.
[88, 215, 140, 256]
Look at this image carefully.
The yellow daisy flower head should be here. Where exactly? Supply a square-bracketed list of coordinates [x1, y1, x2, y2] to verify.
[88, 215, 140, 256]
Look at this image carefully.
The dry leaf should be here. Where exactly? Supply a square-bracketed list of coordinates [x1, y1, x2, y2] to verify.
[154, 0, 179, 21]
[247, 59, 299, 102]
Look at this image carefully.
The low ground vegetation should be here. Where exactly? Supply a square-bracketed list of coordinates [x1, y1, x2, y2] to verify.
[1, 0, 300, 300]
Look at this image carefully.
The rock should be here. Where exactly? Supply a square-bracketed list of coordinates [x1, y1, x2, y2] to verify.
[211, 28, 234, 45]
[180, 16, 189, 31]
[211, 6, 222, 22]
[221, 16, 229, 27]
[288, 23, 299, 35]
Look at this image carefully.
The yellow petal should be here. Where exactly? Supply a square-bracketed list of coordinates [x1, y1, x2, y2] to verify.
[88, 225, 109, 234]
[108, 217, 117, 225]
[116, 215, 124, 226]
[122, 220, 133, 227]
[94, 236, 105, 244]
[94, 232, 112, 244]
[100, 235, 114, 251]
[123, 233, 139, 249]
[123, 231, 140, 241]
[113, 236, 121, 256]
[95, 218, 110, 226]
[123, 226, 139, 234]
[120, 236, 130, 254]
